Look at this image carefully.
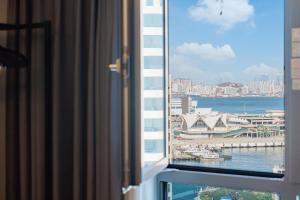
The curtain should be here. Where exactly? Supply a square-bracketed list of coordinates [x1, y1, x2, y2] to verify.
[0, 0, 122, 200]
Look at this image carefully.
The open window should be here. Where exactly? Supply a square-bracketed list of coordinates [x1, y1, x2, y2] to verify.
[122, 0, 300, 198]
[140, 0, 169, 178]
[121, 0, 168, 188]
[168, 0, 285, 174]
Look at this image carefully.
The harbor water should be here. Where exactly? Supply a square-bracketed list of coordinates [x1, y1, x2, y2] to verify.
[171, 147, 284, 199]
[192, 96, 284, 114]
[171, 97, 285, 199]
[172, 146, 284, 172]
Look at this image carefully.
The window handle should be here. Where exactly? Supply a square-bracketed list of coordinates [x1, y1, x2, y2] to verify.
[108, 58, 121, 73]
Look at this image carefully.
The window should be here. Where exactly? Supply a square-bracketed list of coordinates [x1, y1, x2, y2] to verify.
[122, 0, 300, 198]
[144, 56, 164, 69]
[145, 140, 164, 153]
[144, 98, 164, 110]
[169, 183, 278, 200]
[144, 14, 163, 27]
[144, 77, 164, 90]
[155, 0, 300, 199]
[141, 0, 167, 170]
[169, 0, 285, 174]
[145, 0, 154, 6]
[144, 35, 164, 48]
[145, 119, 164, 132]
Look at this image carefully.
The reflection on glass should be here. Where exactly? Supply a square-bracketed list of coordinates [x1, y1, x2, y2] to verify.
[169, 0, 285, 173]
[145, 98, 164, 110]
[144, 35, 164, 48]
[144, 56, 164, 69]
[170, 183, 280, 200]
[144, 14, 163, 27]
[142, 0, 165, 167]
[145, 0, 154, 6]
[145, 119, 164, 132]
[144, 77, 164, 90]
[145, 140, 164, 153]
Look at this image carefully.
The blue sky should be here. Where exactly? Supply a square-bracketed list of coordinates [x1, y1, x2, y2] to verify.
[169, 0, 284, 84]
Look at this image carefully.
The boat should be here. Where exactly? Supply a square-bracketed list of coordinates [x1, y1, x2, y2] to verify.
[199, 151, 224, 162]
[273, 165, 285, 174]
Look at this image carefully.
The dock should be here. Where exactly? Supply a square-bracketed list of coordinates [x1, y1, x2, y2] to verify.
[173, 136, 285, 149]
[172, 136, 284, 161]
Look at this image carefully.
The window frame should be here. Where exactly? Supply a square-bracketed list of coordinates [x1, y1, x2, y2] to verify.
[123, 0, 300, 197]
[157, 169, 300, 199]
[156, 0, 300, 199]
[135, 0, 169, 182]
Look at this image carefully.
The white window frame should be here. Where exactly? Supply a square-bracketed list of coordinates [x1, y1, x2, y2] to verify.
[140, 0, 169, 181]
[122, 0, 169, 188]
[156, 0, 300, 199]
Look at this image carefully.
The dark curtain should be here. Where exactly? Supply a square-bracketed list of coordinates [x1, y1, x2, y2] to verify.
[0, 0, 122, 200]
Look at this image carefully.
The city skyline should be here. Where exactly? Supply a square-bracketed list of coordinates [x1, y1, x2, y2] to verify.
[171, 76, 283, 86]
[171, 78, 284, 97]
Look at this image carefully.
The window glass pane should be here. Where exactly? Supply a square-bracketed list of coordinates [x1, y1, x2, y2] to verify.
[142, 0, 165, 167]
[145, 98, 164, 110]
[159, 0, 163, 6]
[144, 35, 163, 48]
[169, 183, 280, 200]
[144, 77, 164, 90]
[144, 56, 164, 69]
[145, 119, 164, 131]
[145, 139, 164, 153]
[145, 0, 153, 6]
[169, 0, 285, 173]
[144, 14, 163, 27]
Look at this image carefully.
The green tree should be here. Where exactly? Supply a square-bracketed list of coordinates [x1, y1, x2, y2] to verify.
[198, 188, 273, 200]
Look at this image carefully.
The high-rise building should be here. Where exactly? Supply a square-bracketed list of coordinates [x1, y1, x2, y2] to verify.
[172, 78, 192, 94]
[142, 0, 165, 166]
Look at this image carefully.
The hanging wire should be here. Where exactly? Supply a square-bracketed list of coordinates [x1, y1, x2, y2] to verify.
[220, 0, 224, 15]
[216, 0, 224, 15]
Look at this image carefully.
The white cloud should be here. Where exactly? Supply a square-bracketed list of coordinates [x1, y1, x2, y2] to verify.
[169, 42, 236, 83]
[189, 0, 255, 32]
[243, 63, 282, 80]
[170, 53, 205, 81]
[170, 53, 235, 83]
[175, 42, 236, 61]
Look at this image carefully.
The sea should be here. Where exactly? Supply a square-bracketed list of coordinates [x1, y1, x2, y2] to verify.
[172, 147, 284, 172]
[192, 96, 284, 114]
[171, 147, 285, 199]
[171, 97, 285, 199]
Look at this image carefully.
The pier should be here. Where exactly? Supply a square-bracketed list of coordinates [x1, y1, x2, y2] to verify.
[173, 136, 285, 149]
[172, 136, 284, 161]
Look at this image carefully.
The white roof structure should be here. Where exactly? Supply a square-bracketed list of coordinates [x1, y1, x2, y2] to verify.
[181, 113, 227, 130]
[202, 115, 226, 129]
[181, 113, 199, 128]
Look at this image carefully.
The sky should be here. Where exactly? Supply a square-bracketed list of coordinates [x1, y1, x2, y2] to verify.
[169, 0, 284, 84]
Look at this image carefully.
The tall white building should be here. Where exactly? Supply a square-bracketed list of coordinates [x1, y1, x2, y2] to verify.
[142, 0, 165, 166]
